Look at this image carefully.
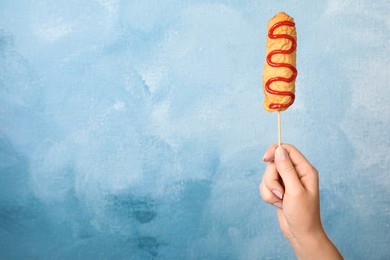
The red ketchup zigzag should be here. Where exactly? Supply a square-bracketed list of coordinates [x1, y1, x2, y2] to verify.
[265, 21, 297, 110]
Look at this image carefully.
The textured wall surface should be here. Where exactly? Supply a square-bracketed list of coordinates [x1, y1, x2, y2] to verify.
[1, 0, 389, 259]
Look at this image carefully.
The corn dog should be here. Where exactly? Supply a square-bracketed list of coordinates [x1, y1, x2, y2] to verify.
[263, 12, 297, 112]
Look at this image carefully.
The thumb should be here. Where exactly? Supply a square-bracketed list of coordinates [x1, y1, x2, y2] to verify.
[274, 146, 303, 192]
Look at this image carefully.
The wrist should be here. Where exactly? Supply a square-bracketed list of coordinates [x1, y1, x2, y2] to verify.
[290, 229, 343, 260]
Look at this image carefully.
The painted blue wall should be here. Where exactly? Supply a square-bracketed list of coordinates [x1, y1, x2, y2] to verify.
[1, 0, 389, 259]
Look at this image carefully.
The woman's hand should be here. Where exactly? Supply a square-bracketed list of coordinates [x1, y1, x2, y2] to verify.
[260, 144, 342, 259]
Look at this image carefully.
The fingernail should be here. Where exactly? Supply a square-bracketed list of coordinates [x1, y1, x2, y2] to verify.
[272, 202, 283, 209]
[275, 146, 287, 161]
[272, 189, 283, 200]
[262, 152, 268, 162]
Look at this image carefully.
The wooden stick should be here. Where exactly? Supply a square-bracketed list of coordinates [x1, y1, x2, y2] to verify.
[278, 111, 281, 146]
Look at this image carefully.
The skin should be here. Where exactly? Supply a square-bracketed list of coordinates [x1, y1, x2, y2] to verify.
[260, 144, 343, 260]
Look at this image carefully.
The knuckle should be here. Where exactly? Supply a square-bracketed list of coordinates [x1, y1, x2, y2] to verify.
[262, 193, 274, 203]
[280, 162, 296, 176]
[310, 166, 319, 179]
[259, 183, 266, 196]
[259, 185, 273, 202]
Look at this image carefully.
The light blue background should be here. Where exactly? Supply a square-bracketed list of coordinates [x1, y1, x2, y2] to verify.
[1, 0, 389, 259]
